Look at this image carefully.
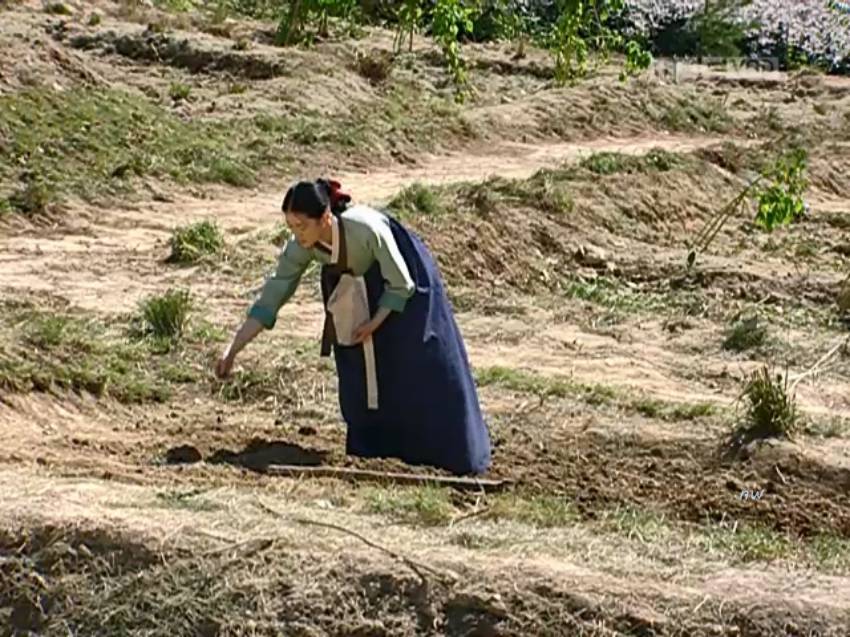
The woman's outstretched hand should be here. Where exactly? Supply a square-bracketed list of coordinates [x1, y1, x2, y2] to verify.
[215, 351, 236, 379]
[215, 317, 265, 378]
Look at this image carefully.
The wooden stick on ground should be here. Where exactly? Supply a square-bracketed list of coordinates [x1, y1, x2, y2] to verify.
[789, 336, 849, 392]
[256, 500, 457, 587]
[260, 464, 510, 492]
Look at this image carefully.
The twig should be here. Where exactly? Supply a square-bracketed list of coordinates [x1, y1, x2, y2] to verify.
[448, 506, 492, 528]
[692, 595, 710, 614]
[789, 336, 849, 392]
[199, 536, 275, 558]
[774, 465, 788, 485]
[256, 500, 457, 587]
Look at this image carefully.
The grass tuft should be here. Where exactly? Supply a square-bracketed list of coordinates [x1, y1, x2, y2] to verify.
[580, 149, 682, 175]
[7, 178, 57, 216]
[489, 493, 579, 528]
[168, 82, 192, 101]
[701, 522, 794, 562]
[167, 220, 225, 264]
[362, 485, 455, 526]
[475, 366, 616, 405]
[135, 289, 193, 342]
[728, 366, 799, 451]
[723, 315, 768, 352]
[388, 183, 442, 217]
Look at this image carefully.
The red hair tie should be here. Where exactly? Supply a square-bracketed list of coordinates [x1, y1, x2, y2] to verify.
[327, 179, 350, 207]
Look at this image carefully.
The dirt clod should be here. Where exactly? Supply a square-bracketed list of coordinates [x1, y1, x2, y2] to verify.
[165, 444, 202, 465]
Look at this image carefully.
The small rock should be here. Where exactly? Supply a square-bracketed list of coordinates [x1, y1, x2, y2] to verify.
[574, 244, 610, 269]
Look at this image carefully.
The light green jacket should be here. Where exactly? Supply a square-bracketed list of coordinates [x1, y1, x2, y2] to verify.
[248, 205, 415, 329]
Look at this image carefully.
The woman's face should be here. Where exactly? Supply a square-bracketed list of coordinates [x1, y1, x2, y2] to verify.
[285, 210, 326, 248]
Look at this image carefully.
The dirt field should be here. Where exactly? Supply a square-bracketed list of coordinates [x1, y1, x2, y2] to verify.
[2, 1, 850, 635]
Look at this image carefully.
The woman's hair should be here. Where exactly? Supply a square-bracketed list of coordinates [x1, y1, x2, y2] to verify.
[281, 178, 351, 218]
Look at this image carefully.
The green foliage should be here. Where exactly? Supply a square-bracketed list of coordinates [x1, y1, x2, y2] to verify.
[728, 366, 799, 451]
[7, 177, 57, 216]
[621, 39, 653, 80]
[389, 182, 443, 217]
[363, 485, 455, 526]
[580, 149, 681, 174]
[154, 0, 197, 11]
[753, 147, 809, 231]
[168, 82, 192, 101]
[394, 0, 424, 53]
[722, 315, 768, 352]
[490, 493, 579, 527]
[210, 0, 280, 20]
[432, 0, 476, 101]
[276, 0, 361, 45]
[44, 2, 73, 15]
[168, 220, 225, 264]
[0, 307, 170, 403]
[135, 289, 193, 342]
[0, 88, 264, 201]
[545, 0, 650, 85]
[0, 86, 470, 204]
[688, 145, 809, 267]
[690, 0, 758, 58]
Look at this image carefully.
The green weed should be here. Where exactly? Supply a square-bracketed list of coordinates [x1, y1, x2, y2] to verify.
[808, 533, 850, 571]
[215, 368, 279, 402]
[169, 82, 192, 101]
[728, 366, 799, 451]
[168, 220, 225, 264]
[363, 485, 455, 526]
[601, 505, 671, 542]
[135, 289, 193, 341]
[701, 522, 793, 562]
[155, 489, 223, 512]
[45, 2, 73, 15]
[723, 315, 768, 352]
[489, 493, 579, 528]
[633, 398, 716, 421]
[475, 366, 616, 405]
[7, 178, 57, 216]
[0, 306, 169, 403]
[581, 149, 682, 175]
[0, 86, 472, 206]
[658, 95, 733, 133]
[389, 182, 442, 217]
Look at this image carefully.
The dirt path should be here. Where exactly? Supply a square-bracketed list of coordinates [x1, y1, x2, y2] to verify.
[0, 132, 743, 314]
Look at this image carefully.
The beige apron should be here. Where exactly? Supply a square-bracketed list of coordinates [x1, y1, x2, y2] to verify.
[320, 221, 379, 410]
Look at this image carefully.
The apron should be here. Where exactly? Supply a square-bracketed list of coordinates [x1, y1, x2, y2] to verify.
[319, 221, 379, 410]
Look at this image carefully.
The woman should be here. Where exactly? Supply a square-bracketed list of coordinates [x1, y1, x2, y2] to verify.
[216, 178, 492, 476]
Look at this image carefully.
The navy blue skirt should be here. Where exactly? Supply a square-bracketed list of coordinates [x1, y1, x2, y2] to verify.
[321, 215, 491, 476]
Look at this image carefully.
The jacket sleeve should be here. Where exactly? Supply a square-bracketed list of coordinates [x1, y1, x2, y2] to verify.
[247, 239, 313, 329]
[368, 219, 415, 313]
